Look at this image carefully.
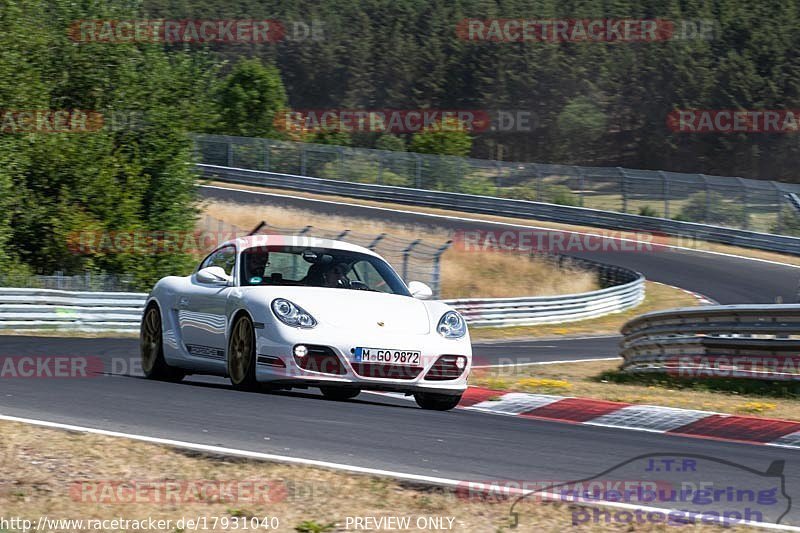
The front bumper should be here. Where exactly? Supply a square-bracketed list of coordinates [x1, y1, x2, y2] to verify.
[254, 324, 472, 395]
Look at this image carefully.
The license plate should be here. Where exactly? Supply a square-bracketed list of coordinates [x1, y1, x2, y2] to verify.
[354, 347, 421, 366]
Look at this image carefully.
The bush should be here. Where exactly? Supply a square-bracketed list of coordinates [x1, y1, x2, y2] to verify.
[678, 192, 748, 227]
[374, 134, 406, 152]
[541, 184, 580, 206]
[499, 181, 580, 206]
[638, 205, 659, 217]
[772, 208, 800, 236]
[459, 176, 496, 196]
[318, 155, 409, 186]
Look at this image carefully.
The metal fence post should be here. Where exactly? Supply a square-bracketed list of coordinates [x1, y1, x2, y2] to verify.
[659, 171, 670, 219]
[367, 233, 387, 250]
[377, 153, 384, 185]
[575, 166, 585, 207]
[618, 167, 628, 213]
[431, 240, 453, 298]
[402, 239, 422, 281]
[534, 164, 543, 201]
[775, 183, 785, 234]
[415, 155, 423, 189]
[226, 139, 234, 167]
[737, 178, 750, 230]
[338, 146, 345, 180]
[263, 141, 270, 171]
[700, 174, 711, 222]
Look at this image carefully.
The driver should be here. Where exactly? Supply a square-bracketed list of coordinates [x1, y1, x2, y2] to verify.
[243, 251, 268, 284]
[323, 262, 350, 288]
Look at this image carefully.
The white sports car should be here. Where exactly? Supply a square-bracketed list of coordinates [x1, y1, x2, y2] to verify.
[140, 235, 472, 410]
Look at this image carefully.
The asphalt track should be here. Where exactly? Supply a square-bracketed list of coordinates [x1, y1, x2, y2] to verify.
[2, 335, 800, 527]
[3, 186, 800, 528]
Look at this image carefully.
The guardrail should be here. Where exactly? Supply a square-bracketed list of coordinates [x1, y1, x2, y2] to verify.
[198, 164, 800, 256]
[195, 133, 800, 237]
[0, 288, 146, 332]
[0, 265, 644, 332]
[620, 305, 800, 380]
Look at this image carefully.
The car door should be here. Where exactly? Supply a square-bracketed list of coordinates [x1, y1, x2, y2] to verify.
[179, 245, 237, 365]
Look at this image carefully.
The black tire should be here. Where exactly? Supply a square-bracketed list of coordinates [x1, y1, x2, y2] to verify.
[140, 305, 185, 382]
[228, 315, 259, 391]
[414, 392, 462, 411]
[319, 386, 361, 401]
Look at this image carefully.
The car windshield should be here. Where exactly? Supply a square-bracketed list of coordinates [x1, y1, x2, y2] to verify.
[239, 245, 410, 296]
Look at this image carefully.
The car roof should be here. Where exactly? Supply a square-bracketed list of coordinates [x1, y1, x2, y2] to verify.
[226, 234, 381, 257]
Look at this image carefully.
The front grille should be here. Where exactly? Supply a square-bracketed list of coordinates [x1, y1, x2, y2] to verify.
[294, 345, 347, 375]
[352, 363, 423, 380]
[425, 355, 466, 381]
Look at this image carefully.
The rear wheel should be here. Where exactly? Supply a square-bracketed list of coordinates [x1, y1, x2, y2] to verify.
[140, 305, 184, 382]
[228, 315, 259, 391]
[319, 386, 360, 401]
[414, 392, 462, 411]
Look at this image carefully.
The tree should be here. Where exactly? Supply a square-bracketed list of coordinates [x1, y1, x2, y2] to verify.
[409, 117, 472, 156]
[216, 58, 288, 138]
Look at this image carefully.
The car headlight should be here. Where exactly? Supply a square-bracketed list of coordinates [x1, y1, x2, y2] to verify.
[437, 311, 466, 339]
[271, 298, 317, 328]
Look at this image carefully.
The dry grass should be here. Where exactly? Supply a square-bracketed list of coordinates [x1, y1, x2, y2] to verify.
[202, 199, 598, 298]
[470, 359, 800, 421]
[469, 281, 699, 341]
[441, 249, 595, 298]
[207, 180, 800, 268]
[0, 419, 738, 532]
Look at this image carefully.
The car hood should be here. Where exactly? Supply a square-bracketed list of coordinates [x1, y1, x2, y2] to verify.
[255, 287, 432, 335]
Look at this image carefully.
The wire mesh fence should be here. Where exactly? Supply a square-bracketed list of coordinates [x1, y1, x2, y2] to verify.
[248, 221, 452, 297]
[0, 216, 452, 296]
[195, 133, 800, 236]
[0, 271, 138, 292]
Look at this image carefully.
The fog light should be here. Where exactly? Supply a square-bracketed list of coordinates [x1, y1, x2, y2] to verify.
[455, 357, 466, 370]
[294, 345, 308, 358]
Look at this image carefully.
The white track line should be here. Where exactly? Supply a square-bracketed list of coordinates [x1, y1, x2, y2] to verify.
[473, 334, 622, 345]
[0, 413, 795, 531]
[472, 357, 620, 369]
[203, 184, 800, 270]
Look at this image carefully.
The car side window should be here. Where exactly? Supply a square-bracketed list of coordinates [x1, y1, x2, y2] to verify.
[200, 246, 236, 277]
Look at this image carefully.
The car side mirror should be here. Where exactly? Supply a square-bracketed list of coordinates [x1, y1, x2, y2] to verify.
[408, 281, 433, 300]
[196, 266, 232, 286]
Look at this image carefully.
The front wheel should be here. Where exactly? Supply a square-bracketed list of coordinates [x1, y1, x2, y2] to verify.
[414, 392, 462, 411]
[140, 305, 184, 382]
[320, 386, 360, 401]
[228, 315, 259, 391]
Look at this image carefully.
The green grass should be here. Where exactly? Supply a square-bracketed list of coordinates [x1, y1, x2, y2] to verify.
[598, 369, 800, 400]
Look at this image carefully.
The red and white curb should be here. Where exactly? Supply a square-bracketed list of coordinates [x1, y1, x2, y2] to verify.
[374, 388, 800, 448]
[651, 281, 716, 305]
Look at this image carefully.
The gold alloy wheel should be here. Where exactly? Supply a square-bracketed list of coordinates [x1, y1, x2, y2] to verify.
[228, 316, 253, 385]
